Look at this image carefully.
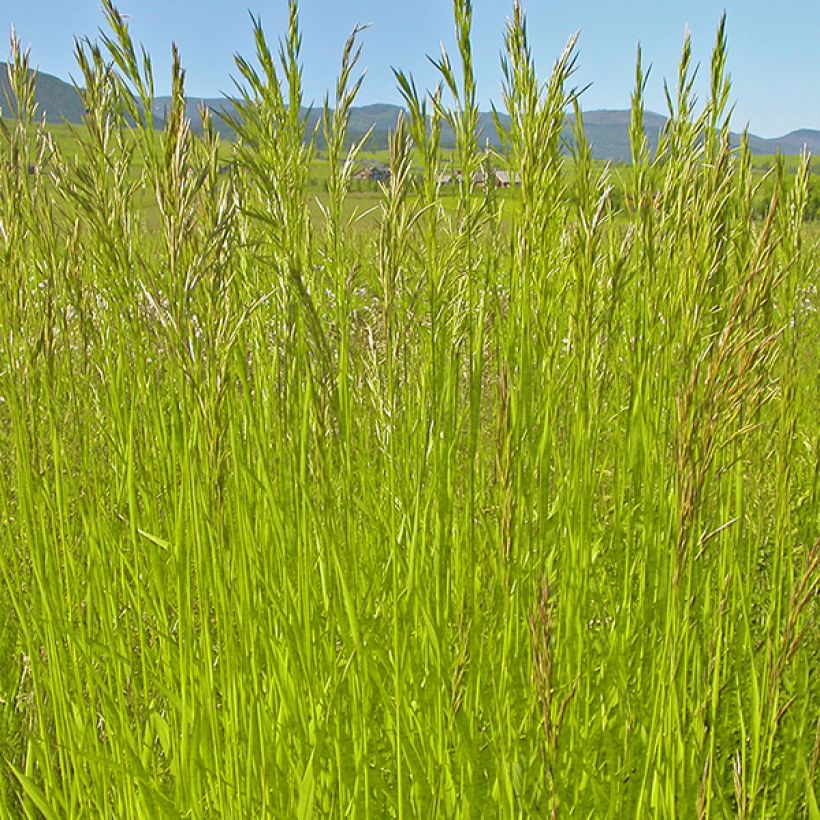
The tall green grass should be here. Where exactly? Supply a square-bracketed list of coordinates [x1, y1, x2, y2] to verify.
[0, 1, 817, 816]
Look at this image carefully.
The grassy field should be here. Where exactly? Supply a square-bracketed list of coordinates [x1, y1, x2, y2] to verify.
[1, 2, 818, 817]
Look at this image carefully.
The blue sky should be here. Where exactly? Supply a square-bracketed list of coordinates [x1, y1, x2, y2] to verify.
[2, 1, 818, 137]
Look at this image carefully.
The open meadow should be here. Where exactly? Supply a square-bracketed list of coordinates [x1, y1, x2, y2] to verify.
[0, 1, 818, 817]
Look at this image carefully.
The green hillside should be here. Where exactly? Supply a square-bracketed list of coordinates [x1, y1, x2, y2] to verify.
[3, 61, 819, 161]
[0, 60, 85, 122]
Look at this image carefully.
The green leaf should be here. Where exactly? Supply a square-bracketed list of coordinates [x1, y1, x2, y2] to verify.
[296, 751, 316, 820]
[10, 767, 61, 820]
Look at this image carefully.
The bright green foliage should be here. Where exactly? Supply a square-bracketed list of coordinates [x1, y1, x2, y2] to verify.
[0, 3, 817, 817]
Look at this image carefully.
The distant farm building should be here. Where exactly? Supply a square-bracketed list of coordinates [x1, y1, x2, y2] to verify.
[353, 163, 391, 183]
[437, 169, 522, 189]
[492, 170, 521, 188]
[473, 170, 522, 189]
[436, 171, 462, 186]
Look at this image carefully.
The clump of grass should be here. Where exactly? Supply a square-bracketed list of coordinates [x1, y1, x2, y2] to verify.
[0, 1, 817, 816]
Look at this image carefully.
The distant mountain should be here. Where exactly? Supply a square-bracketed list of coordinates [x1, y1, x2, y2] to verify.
[744, 128, 820, 156]
[0, 61, 85, 123]
[0, 61, 161, 128]
[565, 109, 666, 163]
[149, 98, 409, 144]
[149, 96, 233, 139]
[167, 99, 819, 162]
[3, 62, 819, 161]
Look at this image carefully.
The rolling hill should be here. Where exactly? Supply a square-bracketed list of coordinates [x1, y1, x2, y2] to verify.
[0, 61, 86, 123]
[3, 62, 819, 162]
